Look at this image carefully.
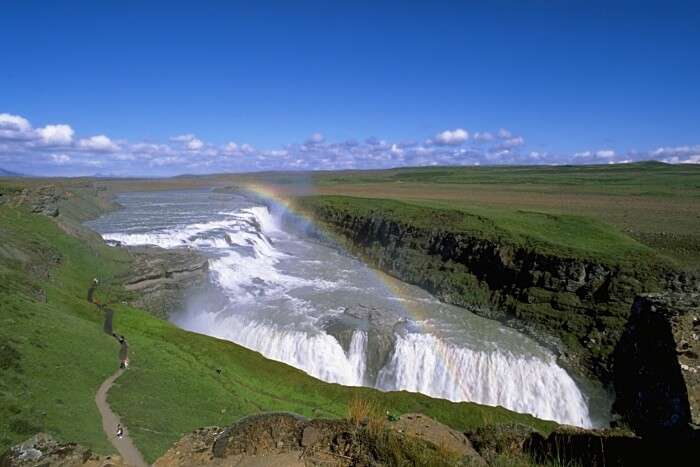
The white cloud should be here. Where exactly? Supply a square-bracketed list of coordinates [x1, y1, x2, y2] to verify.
[0, 113, 31, 132]
[608, 159, 632, 164]
[187, 138, 203, 150]
[224, 142, 239, 153]
[307, 132, 325, 144]
[435, 128, 469, 145]
[0, 113, 35, 141]
[501, 136, 525, 148]
[79, 134, 119, 152]
[3, 110, 700, 175]
[390, 144, 404, 157]
[473, 132, 494, 142]
[50, 153, 71, 165]
[38, 124, 74, 145]
[498, 128, 512, 139]
[655, 146, 700, 164]
[595, 149, 615, 158]
[172, 133, 204, 151]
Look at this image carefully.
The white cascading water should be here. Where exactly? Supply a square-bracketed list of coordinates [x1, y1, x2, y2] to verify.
[180, 309, 369, 386]
[376, 333, 591, 427]
[98, 193, 598, 427]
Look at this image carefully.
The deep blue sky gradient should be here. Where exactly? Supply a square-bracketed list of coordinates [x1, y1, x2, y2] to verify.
[1, 1, 699, 174]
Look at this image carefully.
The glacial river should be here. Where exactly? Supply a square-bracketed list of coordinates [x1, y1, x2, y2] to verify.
[86, 188, 611, 427]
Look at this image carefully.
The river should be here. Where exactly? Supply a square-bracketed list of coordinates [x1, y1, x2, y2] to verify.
[86, 188, 611, 427]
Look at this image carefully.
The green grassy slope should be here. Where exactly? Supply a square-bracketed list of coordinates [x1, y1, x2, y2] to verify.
[0, 203, 556, 463]
[297, 195, 667, 269]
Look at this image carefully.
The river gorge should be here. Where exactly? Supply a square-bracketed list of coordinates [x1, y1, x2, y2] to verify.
[86, 188, 611, 428]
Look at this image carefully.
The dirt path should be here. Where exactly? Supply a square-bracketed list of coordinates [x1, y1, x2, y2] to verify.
[96, 368, 149, 467]
[90, 281, 147, 466]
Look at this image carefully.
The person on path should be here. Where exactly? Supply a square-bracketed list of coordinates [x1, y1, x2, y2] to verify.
[113, 334, 129, 369]
[87, 278, 99, 303]
[116, 424, 123, 439]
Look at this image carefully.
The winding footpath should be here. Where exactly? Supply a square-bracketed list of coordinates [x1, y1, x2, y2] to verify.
[88, 282, 148, 467]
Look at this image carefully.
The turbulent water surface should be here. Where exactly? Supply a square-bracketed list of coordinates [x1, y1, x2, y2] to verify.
[87, 189, 611, 427]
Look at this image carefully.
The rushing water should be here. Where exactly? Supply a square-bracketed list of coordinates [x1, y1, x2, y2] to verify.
[87, 189, 611, 427]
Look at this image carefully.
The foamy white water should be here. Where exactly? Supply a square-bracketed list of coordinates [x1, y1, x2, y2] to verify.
[376, 333, 591, 426]
[88, 189, 609, 427]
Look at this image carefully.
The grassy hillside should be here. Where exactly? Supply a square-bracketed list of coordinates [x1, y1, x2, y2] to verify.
[0, 197, 556, 463]
[296, 195, 665, 268]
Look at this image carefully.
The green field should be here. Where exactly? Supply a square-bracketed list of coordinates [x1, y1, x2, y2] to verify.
[296, 195, 664, 268]
[0, 196, 555, 463]
[303, 162, 700, 269]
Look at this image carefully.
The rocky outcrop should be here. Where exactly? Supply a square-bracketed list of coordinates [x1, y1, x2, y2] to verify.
[301, 203, 666, 382]
[321, 304, 406, 384]
[0, 433, 126, 467]
[613, 292, 700, 435]
[154, 412, 481, 466]
[122, 245, 210, 318]
[389, 413, 484, 464]
[13, 185, 63, 217]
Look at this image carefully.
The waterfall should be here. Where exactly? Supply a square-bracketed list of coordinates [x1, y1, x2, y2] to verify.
[97, 193, 599, 427]
[376, 333, 592, 427]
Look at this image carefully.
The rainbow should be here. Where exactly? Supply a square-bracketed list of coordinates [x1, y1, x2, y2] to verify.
[236, 181, 484, 399]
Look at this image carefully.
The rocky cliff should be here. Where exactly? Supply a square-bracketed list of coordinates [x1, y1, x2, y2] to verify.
[298, 198, 672, 383]
[613, 292, 700, 435]
[121, 245, 210, 318]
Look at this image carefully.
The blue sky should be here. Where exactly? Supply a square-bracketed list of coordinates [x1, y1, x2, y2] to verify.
[1, 0, 699, 176]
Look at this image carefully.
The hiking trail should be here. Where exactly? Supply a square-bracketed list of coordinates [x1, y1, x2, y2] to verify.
[89, 281, 148, 467]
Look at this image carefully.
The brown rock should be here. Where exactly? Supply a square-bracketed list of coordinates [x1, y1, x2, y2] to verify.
[0, 433, 126, 467]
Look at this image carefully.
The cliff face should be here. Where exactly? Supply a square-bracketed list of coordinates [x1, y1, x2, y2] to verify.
[613, 293, 700, 435]
[302, 204, 667, 382]
[122, 245, 210, 318]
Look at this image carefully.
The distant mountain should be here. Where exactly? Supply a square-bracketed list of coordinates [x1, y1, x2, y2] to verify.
[0, 167, 24, 177]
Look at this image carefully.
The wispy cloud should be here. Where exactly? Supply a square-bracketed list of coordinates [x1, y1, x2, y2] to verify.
[0, 112, 698, 176]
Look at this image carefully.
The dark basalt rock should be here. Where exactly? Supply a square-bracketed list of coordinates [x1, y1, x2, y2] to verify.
[524, 425, 700, 467]
[613, 292, 700, 435]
